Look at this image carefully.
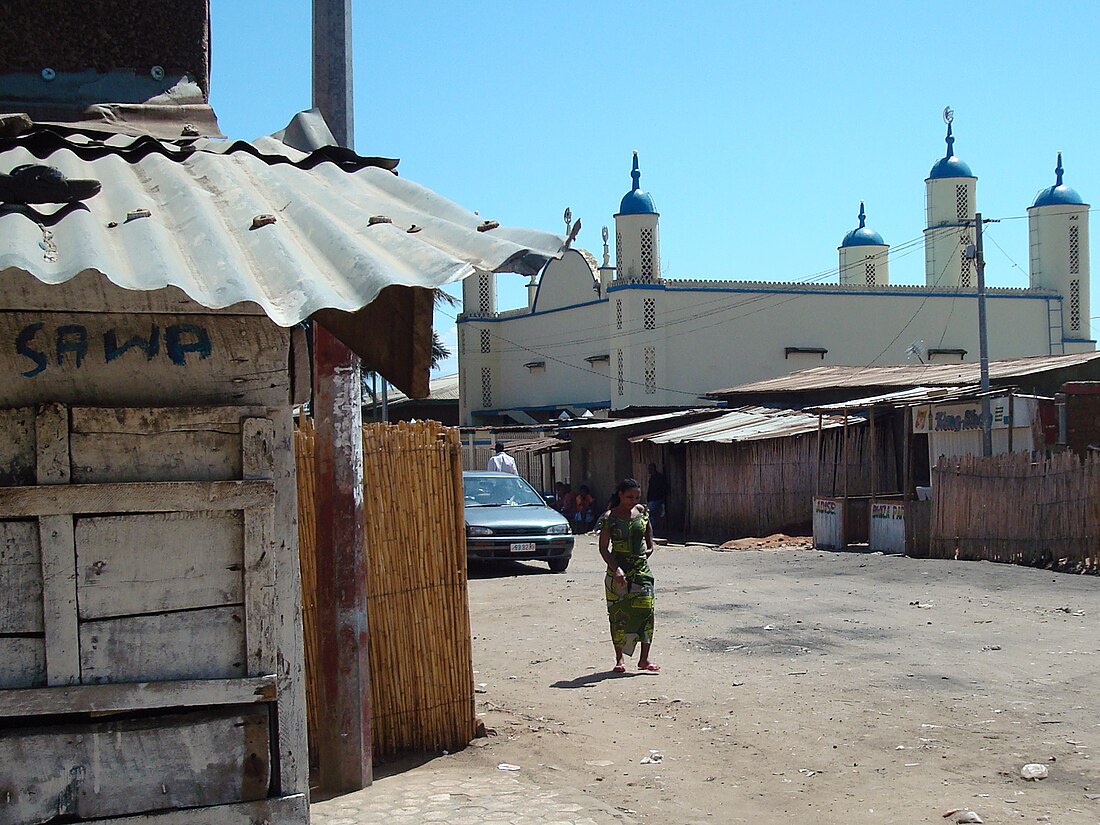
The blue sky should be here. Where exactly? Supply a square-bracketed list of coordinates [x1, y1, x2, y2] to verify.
[210, 1, 1100, 377]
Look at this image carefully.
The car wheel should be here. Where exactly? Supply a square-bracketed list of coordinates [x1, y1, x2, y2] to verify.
[548, 558, 570, 573]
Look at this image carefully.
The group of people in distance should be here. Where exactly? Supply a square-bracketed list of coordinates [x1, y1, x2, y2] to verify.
[549, 481, 596, 533]
[486, 441, 667, 674]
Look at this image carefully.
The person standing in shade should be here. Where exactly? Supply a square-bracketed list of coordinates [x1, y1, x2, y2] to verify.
[486, 441, 518, 474]
[598, 478, 659, 673]
[646, 463, 668, 534]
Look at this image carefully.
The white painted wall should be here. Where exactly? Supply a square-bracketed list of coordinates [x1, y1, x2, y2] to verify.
[925, 175, 977, 288]
[1029, 202, 1091, 345]
[614, 213, 660, 281]
[839, 244, 890, 286]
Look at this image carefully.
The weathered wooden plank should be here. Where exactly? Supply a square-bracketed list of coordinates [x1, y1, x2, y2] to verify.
[290, 324, 311, 406]
[0, 636, 45, 689]
[270, 408, 309, 797]
[39, 515, 79, 686]
[0, 407, 34, 486]
[0, 520, 42, 633]
[0, 269, 267, 316]
[0, 478, 273, 517]
[35, 402, 70, 484]
[0, 311, 290, 408]
[0, 706, 270, 824]
[76, 512, 244, 620]
[1, 675, 277, 717]
[90, 794, 307, 825]
[80, 605, 247, 684]
[242, 418, 276, 677]
[70, 406, 266, 483]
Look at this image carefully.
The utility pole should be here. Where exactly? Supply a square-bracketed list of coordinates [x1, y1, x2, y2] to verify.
[971, 212, 993, 457]
[311, 0, 372, 791]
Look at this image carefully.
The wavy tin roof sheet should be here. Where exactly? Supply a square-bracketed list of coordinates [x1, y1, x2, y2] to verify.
[0, 116, 564, 327]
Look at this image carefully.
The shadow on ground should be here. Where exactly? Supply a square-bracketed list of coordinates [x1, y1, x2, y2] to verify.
[467, 560, 559, 579]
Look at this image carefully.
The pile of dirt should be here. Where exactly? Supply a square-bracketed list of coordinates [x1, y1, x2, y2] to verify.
[717, 533, 811, 551]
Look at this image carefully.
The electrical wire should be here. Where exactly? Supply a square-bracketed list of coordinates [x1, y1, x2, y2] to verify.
[483, 227, 947, 355]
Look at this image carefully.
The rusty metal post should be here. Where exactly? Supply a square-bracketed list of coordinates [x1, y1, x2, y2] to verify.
[312, 0, 371, 791]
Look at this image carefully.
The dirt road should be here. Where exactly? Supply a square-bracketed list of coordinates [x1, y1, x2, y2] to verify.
[457, 536, 1100, 824]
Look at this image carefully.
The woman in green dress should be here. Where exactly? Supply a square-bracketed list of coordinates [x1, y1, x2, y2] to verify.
[598, 478, 660, 673]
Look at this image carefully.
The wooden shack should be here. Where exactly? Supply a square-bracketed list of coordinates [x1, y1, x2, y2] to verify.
[0, 126, 562, 825]
[0, 273, 311, 823]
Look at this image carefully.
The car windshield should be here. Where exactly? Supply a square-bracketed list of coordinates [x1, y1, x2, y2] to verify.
[464, 475, 545, 507]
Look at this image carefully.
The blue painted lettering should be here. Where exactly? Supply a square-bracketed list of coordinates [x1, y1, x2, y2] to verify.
[104, 325, 160, 362]
[165, 324, 212, 366]
[15, 323, 47, 378]
[55, 325, 88, 368]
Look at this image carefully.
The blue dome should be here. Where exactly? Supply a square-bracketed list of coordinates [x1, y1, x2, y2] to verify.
[1033, 184, 1085, 208]
[840, 203, 886, 247]
[928, 155, 974, 179]
[1032, 154, 1086, 207]
[928, 121, 974, 179]
[615, 151, 658, 216]
[619, 189, 657, 215]
[841, 226, 885, 247]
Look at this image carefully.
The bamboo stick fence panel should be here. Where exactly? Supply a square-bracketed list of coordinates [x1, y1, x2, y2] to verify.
[293, 420, 321, 773]
[297, 420, 476, 765]
[931, 451, 1100, 571]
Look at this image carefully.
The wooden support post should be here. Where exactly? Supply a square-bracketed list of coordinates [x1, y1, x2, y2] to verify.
[1007, 388, 1015, 454]
[903, 407, 912, 501]
[312, 325, 371, 790]
[869, 406, 877, 502]
[815, 414, 823, 498]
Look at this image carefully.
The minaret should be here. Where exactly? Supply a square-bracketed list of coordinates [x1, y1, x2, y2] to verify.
[1029, 152, 1091, 349]
[924, 113, 977, 289]
[839, 202, 890, 286]
[613, 151, 660, 282]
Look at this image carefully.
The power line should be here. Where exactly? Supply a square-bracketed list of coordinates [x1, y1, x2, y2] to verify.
[481, 227, 949, 356]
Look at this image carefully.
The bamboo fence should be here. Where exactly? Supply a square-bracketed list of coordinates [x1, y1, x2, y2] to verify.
[296, 419, 476, 765]
[930, 451, 1100, 571]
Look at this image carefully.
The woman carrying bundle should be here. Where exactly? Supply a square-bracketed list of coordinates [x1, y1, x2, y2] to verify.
[597, 478, 659, 673]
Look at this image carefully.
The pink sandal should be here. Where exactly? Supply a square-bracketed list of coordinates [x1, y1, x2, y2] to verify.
[638, 662, 661, 673]
[612, 664, 626, 673]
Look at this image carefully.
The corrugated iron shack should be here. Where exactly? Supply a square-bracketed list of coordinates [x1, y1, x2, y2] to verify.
[630, 407, 896, 542]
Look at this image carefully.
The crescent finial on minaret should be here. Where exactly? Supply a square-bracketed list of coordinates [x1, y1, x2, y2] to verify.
[1056, 151, 1064, 186]
[631, 150, 641, 192]
[858, 201, 866, 228]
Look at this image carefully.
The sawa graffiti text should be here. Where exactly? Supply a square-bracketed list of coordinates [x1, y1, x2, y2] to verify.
[15, 322, 212, 378]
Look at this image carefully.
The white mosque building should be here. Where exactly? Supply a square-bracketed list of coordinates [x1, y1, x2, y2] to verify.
[457, 123, 1093, 425]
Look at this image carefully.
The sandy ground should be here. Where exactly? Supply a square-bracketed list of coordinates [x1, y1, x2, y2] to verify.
[450, 535, 1100, 824]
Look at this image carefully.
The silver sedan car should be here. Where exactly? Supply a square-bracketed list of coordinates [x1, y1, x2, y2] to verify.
[462, 471, 574, 572]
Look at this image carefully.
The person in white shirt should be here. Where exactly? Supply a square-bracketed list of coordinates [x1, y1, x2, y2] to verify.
[486, 441, 518, 474]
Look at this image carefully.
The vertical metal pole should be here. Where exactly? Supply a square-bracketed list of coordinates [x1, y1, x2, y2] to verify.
[381, 381, 389, 422]
[312, 0, 371, 791]
[974, 212, 993, 457]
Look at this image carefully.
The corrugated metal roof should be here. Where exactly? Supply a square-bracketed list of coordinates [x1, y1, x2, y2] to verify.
[809, 386, 972, 412]
[708, 352, 1100, 398]
[634, 407, 851, 445]
[384, 373, 460, 405]
[810, 385, 1053, 413]
[572, 408, 721, 431]
[0, 112, 565, 327]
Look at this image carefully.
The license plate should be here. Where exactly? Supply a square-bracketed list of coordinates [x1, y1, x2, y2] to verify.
[510, 542, 537, 553]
